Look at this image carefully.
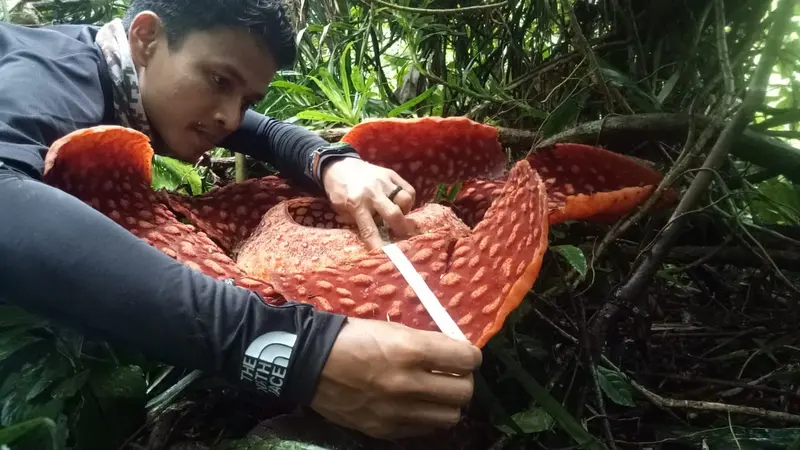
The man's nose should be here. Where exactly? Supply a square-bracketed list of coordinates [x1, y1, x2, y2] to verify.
[213, 99, 243, 133]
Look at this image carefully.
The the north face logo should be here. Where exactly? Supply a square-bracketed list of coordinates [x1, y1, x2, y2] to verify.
[240, 331, 297, 397]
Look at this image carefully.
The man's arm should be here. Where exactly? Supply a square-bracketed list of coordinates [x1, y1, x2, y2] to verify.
[0, 24, 345, 406]
[0, 165, 345, 404]
[220, 109, 361, 189]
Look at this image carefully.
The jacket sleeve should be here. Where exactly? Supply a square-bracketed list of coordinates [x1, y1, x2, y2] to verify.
[0, 25, 346, 407]
[220, 109, 360, 190]
[0, 166, 346, 405]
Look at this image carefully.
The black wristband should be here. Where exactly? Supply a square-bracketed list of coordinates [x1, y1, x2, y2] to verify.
[305, 142, 362, 187]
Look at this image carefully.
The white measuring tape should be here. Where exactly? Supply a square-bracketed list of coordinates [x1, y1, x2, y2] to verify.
[381, 243, 468, 342]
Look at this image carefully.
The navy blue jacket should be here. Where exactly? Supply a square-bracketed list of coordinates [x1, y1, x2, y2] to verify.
[0, 21, 345, 407]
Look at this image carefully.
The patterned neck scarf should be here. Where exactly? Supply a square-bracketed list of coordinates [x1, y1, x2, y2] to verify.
[94, 18, 152, 138]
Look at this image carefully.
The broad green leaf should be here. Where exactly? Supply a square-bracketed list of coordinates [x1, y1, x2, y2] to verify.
[514, 334, 549, 360]
[152, 155, 203, 195]
[0, 353, 66, 404]
[596, 366, 636, 407]
[0, 330, 42, 362]
[50, 369, 90, 399]
[509, 408, 554, 434]
[53, 327, 83, 364]
[0, 307, 46, 329]
[25, 356, 71, 402]
[1, 392, 64, 428]
[0, 417, 58, 450]
[71, 365, 147, 450]
[750, 177, 800, 224]
[550, 245, 587, 277]
[89, 365, 146, 400]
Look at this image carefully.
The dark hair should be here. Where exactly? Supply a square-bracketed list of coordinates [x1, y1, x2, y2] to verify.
[121, 0, 297, 69]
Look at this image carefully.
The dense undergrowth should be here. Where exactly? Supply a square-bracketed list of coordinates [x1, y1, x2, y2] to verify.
[2, 0, 800, 449]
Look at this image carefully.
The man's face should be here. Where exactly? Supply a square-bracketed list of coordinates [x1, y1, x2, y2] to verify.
[127, 13, 277, 162]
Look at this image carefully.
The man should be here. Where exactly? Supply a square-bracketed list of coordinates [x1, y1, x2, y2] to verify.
[0, 0, 482, 440]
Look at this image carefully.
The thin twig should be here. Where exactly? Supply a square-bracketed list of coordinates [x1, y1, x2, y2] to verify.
[633, 384, 800, 425]
[714, 0, 736, 107]
[600, 358, 800, 425]
[645, 372, 800, 400]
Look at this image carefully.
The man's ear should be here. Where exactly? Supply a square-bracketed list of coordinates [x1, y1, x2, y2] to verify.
[128, 11, 164, 68]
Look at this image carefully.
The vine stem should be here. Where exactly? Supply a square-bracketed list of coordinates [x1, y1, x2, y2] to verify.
[590, 0, 796, 348]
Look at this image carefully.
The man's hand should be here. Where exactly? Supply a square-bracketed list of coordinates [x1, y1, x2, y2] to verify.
[321, 157, 417, 250]
[310, 317, 482, 440]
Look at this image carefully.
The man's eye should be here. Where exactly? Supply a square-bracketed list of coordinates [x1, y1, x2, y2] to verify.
[211, 73, 228, 88]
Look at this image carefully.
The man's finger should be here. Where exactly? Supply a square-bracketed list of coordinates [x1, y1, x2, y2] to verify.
[390, 399, 464, 429]
[412, 330, 483, 374]
[374, 195, 412, 238]
[351, 203, 384, 250]
[389, 173, 416, 213]
[390, 189, 415, 215]
[402, 370, 475, 406]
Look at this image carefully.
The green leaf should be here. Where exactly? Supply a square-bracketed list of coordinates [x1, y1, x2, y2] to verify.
[515, 334, 549, 360]
[0, 307, 47, 329]
[53, 328, 83, 364]
[0, 330, 42, 362]
[0, 352, 68, 404]
[486, 339, 606, 449]
[270, 80, 315, 94]
[1, 392, 65, 428]
[387, 86, 436, 117]
[509, 408, 554, 434]
[307, 69, 353, 123]
[71, 365, 146, 450]
[0, 417, 58, 450]
[25, 356, 71, 402]
[596, 366, 636, 407]
[295, 110, 350, 125]
[550, 245, 587, 277]
[750, 177, 800, 224]
[89, 365, 146, 400]
[50, 369, 90, 399]
[656, 71, 680, 105]
[152, 155, 204, 195]
[338, 42, 352, 114]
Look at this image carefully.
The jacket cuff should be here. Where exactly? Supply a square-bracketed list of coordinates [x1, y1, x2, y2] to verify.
[233, 297, 347, 407]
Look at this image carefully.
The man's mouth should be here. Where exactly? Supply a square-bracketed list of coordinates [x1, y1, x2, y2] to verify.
[193, 126, 221, 148]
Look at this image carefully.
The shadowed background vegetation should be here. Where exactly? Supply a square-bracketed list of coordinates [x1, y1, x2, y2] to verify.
[1, 0, 799, 449]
